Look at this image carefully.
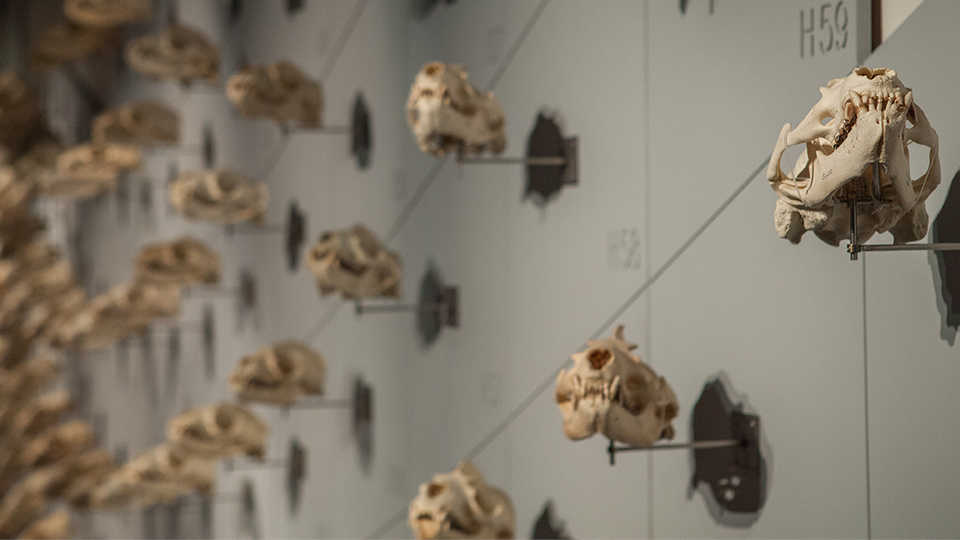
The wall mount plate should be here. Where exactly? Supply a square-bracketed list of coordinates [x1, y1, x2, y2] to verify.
[352, 376, 374, 471]
[524, 113, 578, 206]
[202, 304, 216, 380]
[286, 201, 307, 270]
[286, 437, 307, 515]
[691, 378, 766, 519]
[351, 93, 372, 169]
[417, 264, 459, 346]
[235, 269, 259, 330]
[932, 169, 960, 341]
[202, 124, 216, 168]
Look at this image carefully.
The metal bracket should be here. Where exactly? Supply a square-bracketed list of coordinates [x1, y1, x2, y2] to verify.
[846, 162, 960, 260]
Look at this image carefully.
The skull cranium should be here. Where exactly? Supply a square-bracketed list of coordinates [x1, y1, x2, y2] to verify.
[230, 340, 326, 405]
[125, 25, 220, 83]
[554, 325, 678, 447]
[306, 224, 401, 299]
[169, 169, 269, 225]
[227, 61, 323, 129]
[406, 62, 506, 157]
[767, 67, 941, 245]
[166, 402, 268, 460]
[93, 101, 180, 146]
[53, 143, 142, 199]
[135, 236, 221, 286]
[64, 0, 151, 28]
[409, 461, 515, 539]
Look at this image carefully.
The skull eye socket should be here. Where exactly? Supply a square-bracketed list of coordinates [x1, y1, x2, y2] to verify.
[426, 482, 445, 497]
[587, 348, 612, 370]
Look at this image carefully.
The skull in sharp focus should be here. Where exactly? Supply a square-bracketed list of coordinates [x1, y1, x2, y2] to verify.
[767, 66, 940, 245]
[406, 62, 506, 157]
[409, 461, 515, 540]
[554, 325, 678, 447]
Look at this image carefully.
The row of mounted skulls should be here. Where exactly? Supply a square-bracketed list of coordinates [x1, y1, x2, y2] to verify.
[4, 1, 948, 538]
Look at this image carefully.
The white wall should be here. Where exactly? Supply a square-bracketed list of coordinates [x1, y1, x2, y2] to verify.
[72, 0, 957, 538]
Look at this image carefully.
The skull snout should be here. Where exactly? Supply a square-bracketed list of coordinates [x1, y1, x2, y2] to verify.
[587, 347, 612, 370]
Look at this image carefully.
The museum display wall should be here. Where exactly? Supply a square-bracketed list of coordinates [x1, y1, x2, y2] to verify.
[0, 0, 958, 538]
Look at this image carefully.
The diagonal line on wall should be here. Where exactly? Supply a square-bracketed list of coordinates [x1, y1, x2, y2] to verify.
[365, 158, 766, 537]
[319, 0, 370, 82]
[304, 0, 551, 346]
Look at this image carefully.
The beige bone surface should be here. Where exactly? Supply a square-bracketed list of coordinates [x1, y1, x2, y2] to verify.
[64, 0, 151, 28]
[166, 402, 268, 460]
[406, 62, 505, 157]
[110, 443, 216, 505]
[555, 325, 678, 447]
[30, 23, 112, 68]
[227, 60, 323, 128]
[19, 420, 95, 468]
[408, 461, 515, 539]
[230, 340, 326, 405]
[56, 281, 181, 350]
[13, 142, 63, 195]
[19, 509, 69, 540]
[0, 73, 39, 157]
[125, 25, 219, 83]
[0, 167, 36, 218]
[53, 143, 141, 199]
[169, 169, 269, 225]
[766, 67, 940, 245]
[306, 224, 401, 299]
[93, 101, 181, 145]
[8, 390, 72, 440]
[135, 236, 221, 286]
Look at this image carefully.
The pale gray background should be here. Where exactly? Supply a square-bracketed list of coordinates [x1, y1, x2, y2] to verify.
[60, 0, 958, 538]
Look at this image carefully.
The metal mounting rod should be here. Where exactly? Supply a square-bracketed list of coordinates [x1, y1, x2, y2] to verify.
[354, 302, 447, 315]
[290, 397, 352, 409]
[226, 459, 287, 471]
[456, 155, 567, 166]
[228, 224, 285, 234]
[184, 286, 239, 299]
[856, 242, 960, 252]
[607, 438, 741, 465]
[845, 162, 960, 259]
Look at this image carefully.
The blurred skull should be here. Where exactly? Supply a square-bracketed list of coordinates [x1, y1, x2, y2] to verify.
[93, 101, 180, 146]
[409, 461, 515, 539]
[64, 0, 151, 28]
[227, 61, 323, 128]
[54, 143, 141, 199]
[230, 340, 326, 405]
[406, 62, 505, 157]
[166, 402, 268, 460]
[555, 325, 678, 447]
[169, 169, 269, 225]
[306, 224, 401, 299]
[135, 236, 221, 286]
[125, 25, 220, 83]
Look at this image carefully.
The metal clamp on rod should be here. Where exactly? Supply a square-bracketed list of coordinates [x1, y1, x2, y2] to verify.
[606, 438, 742, 465]
[846, 162, 960, 260]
